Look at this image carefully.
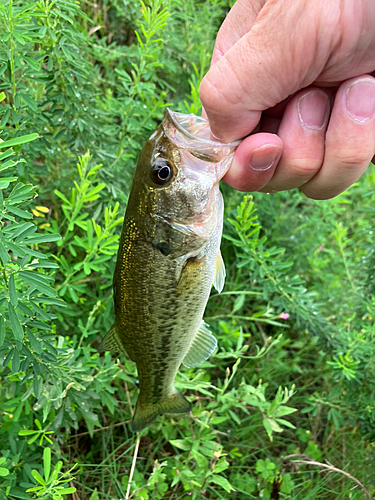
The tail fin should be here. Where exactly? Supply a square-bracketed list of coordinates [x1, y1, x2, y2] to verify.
[132, 389, 192, 432]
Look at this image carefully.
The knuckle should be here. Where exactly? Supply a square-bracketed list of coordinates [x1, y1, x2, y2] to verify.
[200, 63, 241, 112]
[199, 77, 222, 113]
[332, 150, 373, 170]
[282, 158, 322, 178]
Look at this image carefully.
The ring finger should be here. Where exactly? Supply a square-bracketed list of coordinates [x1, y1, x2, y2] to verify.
[302, 75, 375, 199]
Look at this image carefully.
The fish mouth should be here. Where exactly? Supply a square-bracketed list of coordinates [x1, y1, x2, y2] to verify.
[163, 108, 240, 164]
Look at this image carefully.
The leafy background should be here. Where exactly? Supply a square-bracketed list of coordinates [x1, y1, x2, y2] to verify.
[0, 0, 374, 499]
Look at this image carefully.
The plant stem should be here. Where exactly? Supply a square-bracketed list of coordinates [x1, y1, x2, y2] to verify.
[126, 437, 140, 500]
[8, 0, 17, 110]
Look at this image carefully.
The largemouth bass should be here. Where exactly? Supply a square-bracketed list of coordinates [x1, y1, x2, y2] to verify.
[100, 109, 239, 431]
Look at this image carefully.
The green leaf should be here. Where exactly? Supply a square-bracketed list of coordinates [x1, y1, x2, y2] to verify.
[3, 239, 26, 257]
[30, 261, 59, 269]
[29, 301, 53, 320]
[7, 487, 33, 499]
[0, 316, 5, 347]
[13, 32, 26, 45]
[0, 467, 9, 477]
[13, 222, 35, 240]
[191, 450, 208, 470]
[0, 134, 39, 149]
[25, 234, 61, 244]
[43, 447, 51, 482]
[276, 418, 296, 429]
[85, 183, 105, 200]
[26, 487, 43, 493]
[9, 274, 18, 306]
[0, 108, 10, 127]
[213, 459, 230, 474]
[21, 94, 38, 112]
[170, 439, 192, 451]
[31, 470, 46, 486]
[19, 430, 38, 436]
[12, 348, 20, 372]
[276, 406, 297, 417]
[27, 329, 42, 354]
[0, 149, 15, 161]
[18, 271, 57, 297]
[209, 475, 235, 493]
[22, 56, 41, 71]
[6, 205, 33, 219]
[8, 302, 24, 341]
[4, 348, 14, 367]
[59, 488, 77, 495]
[89, 490, 99, 500]
[54, 190, 70, 205]
[55, 10, 74, 24]
[19, 270, 54, 283]
[0, 241, 10, 263]
[0, 177, 18, 188]
[0, 159, 16, 171]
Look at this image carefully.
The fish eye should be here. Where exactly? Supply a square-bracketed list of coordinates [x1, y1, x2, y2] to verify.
[151, 158, 174, 185]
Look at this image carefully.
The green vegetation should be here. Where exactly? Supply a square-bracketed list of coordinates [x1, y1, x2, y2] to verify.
[0, 0, 374, 499]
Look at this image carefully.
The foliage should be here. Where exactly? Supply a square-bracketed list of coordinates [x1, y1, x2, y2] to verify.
[0, 1, 374, 500]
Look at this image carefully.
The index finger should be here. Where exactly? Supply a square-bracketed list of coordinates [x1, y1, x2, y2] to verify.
[200, 0, 329, 142]
[210, 0, 262, 66]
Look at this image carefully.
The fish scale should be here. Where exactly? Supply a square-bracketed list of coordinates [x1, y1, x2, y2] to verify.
[99, 109, 239, 431]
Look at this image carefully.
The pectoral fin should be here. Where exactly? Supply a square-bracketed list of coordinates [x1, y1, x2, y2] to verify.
[98, 323, 123, 353]
[213, 251, 225, 293]
[183, 321, 217, 368]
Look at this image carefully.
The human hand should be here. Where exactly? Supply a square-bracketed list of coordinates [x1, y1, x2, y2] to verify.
[200, 0, 375, 199]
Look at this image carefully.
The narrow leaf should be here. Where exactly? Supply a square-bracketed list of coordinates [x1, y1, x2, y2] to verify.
[25, 234, 61, 244]
[12, 349, 20, 372]
[0, 241, 10, 263]
[18, 272, 57, 298]
[0, 316, 5, 347]
[27, 329, 42, 354]
[9, 274, 18, 306]
[0, 134, 39, 149]
[43, 447, 51, 482]
[6, 206, 33, 219]
[8, 303, 24, 341]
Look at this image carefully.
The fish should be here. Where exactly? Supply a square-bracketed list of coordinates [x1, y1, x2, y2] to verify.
[99, 109, 239, 432]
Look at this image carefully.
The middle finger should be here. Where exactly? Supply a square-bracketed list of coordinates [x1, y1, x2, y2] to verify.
[261, 88, 330, 192]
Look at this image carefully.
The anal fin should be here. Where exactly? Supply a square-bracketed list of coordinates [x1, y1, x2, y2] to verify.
[183, 321, 217, 368]
[213, 251, 225, 293]
[98, 323, 123, 353]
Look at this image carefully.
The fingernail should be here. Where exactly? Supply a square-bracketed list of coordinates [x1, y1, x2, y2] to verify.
[249, 145, 282, 171]
[346, 78, 375, 122]
[298, 91, 329, 130]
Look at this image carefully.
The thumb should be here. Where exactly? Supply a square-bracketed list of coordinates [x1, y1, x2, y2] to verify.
[200, 0, 334, 142]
